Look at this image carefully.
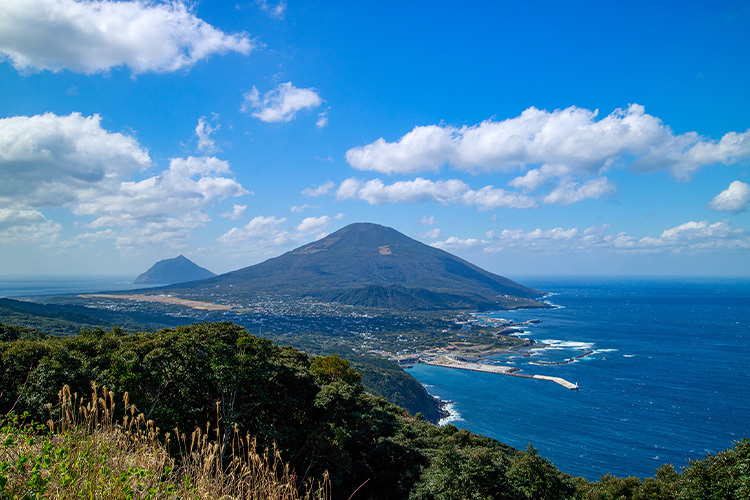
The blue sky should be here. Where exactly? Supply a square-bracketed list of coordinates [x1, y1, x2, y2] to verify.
[1, 0, 749, 277]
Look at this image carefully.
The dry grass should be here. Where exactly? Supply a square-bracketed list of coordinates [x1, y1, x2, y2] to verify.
[0, 383, 329, 499]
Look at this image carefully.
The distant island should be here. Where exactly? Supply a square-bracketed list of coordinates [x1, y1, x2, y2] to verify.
[133, 255, 215, 285]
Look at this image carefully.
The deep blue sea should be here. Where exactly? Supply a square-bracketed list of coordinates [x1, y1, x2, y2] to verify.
[407, 276, 750, 480]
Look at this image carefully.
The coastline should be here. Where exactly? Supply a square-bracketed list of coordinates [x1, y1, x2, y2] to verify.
[436, 397, 462, 426]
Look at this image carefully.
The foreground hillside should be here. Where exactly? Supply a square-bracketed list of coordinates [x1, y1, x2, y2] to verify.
[1, 322, 748, 499]
[0, 299, 446, 422]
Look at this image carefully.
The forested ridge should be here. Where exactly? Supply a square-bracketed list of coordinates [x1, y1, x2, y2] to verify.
[1, 322, 748, 499]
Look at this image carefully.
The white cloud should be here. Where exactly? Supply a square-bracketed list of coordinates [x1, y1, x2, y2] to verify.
[419, 228, 441, 240]
[218, 215, 290, 247]
[542, 177, 617, 205]
[302, 180, 335, 197]
[316, 109, 329, 129]
[0, 208, 62, 244]
[336, 178, 362, 200]
[355, 178, 466, 205]
[432, 236, 484, 250]
[346, 104, 750, 181]
[72, 156, 247, 248]
[195, 114, 220, 153]
[0, 113, 249, 250]
[437, 220, 750, 256]
[0, 112, 150, 207]
[659, 220, 746, 246]
[420, 215, 437, 225]
[75, 156, 247, 227]
[296, 215, 330, 234]
[461, 185, 537, 210]
[345, 125, 455, 175]
[218, 213, 341, 254]
[222, 204, 247, 220]
[63, 228, 115, 248]
[333, 212, 346, 220]
[256, 0, 286, 18]
[290, 204, 311, 213]
[241, 82, 322, 123]
[708, 180, 750, 214]
[335, 177, 536, 210]
[0, 0, 253, 74]
[509, 164, 570, 192]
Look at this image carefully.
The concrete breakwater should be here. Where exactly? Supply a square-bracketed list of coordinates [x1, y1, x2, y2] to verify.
[424, 356, 579, 390]
[506, 372, 580, 390]
[424, 357, 517, 374]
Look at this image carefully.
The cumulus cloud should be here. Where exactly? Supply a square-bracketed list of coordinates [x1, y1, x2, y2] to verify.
[336, 178, 362, 200]
[75, 156, 247, 228]
[0, 112, 249, 249]
[222, 204, 247, 220]
[296, 215, 330, 235]
[432, 236, 484, 250]
[0, 208, 62, 244]
[346, 104, 750, 181]
[420, 215, 437, 225]
[419, 228, 441, 240]
[509, 164, 570, 192]
[302, 180, 334, 197]
[658, 220, 747, 246]
[436, 220, 749, 256]
[0, 112, 150, 207]
[218, 215, 289, 247]
[256, 0, 286, 18]
[708, 180, 750, 214]
[334, 177, 535, 210]
[290, 204, 311, 213]
[0, 0, 253, 74]
[195, 114, 220, 153]
[346, 125, 455, 175]
[218, 213, 341, 252]
[316, 109, 329, 129]
[542, 177, 617, 205]
[241, 82, 322, 123]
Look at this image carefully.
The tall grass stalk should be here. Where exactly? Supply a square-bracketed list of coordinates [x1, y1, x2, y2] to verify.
[0, 383, 329, 499]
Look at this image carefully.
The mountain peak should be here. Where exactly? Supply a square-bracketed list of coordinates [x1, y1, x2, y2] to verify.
[134, 255, 216, 285]
[167, 222, 547, 311]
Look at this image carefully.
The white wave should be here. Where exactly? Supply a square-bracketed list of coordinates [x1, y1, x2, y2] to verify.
[623, 354, 636, 358]
[438, 401, 463, 426]
[543, 299, 565, 308]
[529, 347, 551, 353]
[539, 339, 595, 350]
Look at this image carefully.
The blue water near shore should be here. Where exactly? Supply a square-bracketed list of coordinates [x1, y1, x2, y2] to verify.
[407, 276, 750, 480]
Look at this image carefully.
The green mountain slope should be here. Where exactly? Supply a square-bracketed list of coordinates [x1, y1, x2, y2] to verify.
[167, 222, 547, 311]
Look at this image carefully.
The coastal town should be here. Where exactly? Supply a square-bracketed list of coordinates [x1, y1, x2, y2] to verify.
[71, 292, 582, 389]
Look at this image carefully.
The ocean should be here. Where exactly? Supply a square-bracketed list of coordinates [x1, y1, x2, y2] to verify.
[0, 275, 147, 298]
[2, 275, 748, 481]
[407, 276, 750, 480]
